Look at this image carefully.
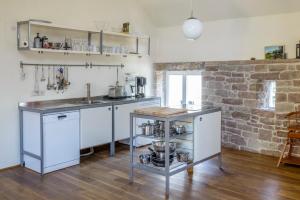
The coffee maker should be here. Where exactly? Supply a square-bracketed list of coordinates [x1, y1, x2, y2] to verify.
[135, 76, 146, 97]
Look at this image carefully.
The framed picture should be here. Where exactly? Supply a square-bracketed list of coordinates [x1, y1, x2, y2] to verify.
[264, 46, 285, 60]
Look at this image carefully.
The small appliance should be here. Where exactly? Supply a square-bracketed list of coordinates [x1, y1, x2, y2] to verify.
[136, 76, 146, 97]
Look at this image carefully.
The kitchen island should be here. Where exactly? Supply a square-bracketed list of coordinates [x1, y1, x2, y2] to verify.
[129, 106, 222, 196]
[19, 96, 160, 174]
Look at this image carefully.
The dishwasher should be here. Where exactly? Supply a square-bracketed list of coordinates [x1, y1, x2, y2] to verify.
[23, 111, 80, 174]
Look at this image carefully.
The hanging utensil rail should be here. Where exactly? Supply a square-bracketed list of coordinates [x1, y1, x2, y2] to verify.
[20, 61, 124, 69]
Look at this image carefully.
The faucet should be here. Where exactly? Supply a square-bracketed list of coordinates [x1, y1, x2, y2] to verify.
[86, 83, 91, 104]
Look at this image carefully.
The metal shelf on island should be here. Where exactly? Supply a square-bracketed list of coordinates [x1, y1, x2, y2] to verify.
[134, 159, 188, 175]
[135, 131, 193, 141]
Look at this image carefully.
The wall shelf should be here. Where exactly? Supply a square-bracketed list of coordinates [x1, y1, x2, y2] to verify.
[17, 20, 150, 57]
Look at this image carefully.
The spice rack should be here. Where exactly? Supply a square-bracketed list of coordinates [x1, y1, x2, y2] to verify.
[17, 20, 150, 57]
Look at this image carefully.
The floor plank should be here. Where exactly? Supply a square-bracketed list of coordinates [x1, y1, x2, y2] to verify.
[1, 147, 300, 200]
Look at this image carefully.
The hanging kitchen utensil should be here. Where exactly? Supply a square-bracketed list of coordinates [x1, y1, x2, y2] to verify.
[64, 66, 70, 87]
[52, 67, 57, 90]
[20, 66, 26, 81]
[33, 65, 40, 95]
[41, 66, 46, 82]
[47, 67, 52, 90]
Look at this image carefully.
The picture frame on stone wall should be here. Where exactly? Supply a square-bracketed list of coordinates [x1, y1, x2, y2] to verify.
[264, 45, 285, 60]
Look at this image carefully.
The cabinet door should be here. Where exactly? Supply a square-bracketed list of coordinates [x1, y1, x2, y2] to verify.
[194, 111, 221, 163]
[114, 100, 161, 141]
[114, 103, 137, 141]
[80, 106, 112, 149]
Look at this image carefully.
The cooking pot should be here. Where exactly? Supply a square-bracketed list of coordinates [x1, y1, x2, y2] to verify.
[108, 81, 126, 98]
[148, 147, 175, 160]
[139, 121, 155, 136]
[152, 141, 176, 152]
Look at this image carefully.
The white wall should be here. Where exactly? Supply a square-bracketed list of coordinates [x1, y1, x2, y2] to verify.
[0, 0, 156, 169]
[154, 12, 300, 63]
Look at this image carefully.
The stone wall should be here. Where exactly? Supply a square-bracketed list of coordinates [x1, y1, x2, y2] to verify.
[155, 59, 300, 157]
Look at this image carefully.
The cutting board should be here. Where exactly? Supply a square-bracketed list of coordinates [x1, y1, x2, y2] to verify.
[134, 107, 188, 117]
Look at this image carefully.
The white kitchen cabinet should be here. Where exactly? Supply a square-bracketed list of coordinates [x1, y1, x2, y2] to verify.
[194, 111, 221, 163]
[23, 111, 80, 174]
[114, 100, 161, 141]
[80, 106, 113, 149]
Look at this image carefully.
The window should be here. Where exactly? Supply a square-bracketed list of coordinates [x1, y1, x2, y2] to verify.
[166, 71, 202, 109]
[261, 81, 276, 109]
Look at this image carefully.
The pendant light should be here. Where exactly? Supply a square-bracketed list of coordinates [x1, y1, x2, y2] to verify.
[182, 0, 203, 40]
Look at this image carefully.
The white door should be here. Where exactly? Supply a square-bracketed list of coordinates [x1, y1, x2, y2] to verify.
[114, 100, 161, 141]
[194, 111, 221, 163]
[80, 106, 112, 149]
[43, 111, 80, 168]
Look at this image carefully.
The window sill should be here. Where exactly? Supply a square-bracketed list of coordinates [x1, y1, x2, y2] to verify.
[259, 107, 275, 112]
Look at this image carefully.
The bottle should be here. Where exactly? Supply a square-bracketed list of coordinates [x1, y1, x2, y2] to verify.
[33, 33, 42, 48]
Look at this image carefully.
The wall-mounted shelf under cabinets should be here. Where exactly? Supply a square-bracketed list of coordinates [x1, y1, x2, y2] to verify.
[17, 20, 150, 57]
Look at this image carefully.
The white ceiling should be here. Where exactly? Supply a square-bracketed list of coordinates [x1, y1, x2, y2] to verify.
[137, 0, 300, 27]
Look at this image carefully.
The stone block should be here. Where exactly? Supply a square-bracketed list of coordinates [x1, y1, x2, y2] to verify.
[225, 127, 242, 135]
[232, 84, 248, 91]
[238, 92, 257, 99]
[255, 65, 268, 72]
[275, 103, 294, 112]
[250, 73, 280, 80]
[232, 72, 244, 77]
[230, 134, 246, 146]
[276, 93, 287, 102]
[225, 120, 237, 128]
[213, 72, 231, 77]
[249, 83, 263, 91]
[288, 93, 300, 102]
[215, 90, 228, 97]
[277, 131, 288, 137]
[232, 111, 250, 120]
[251, 109, 275, 118]
[244, 99, 257, 107]
[260, 118, 275, 125]
[208, 81, 224, 89]
[221, 65, 237, 71]
[258, 129, 273, 141]
[238, 65, 254, 72]
[276, 80, 293, 87]
[226, 77, 245, 83]
[237, 124, 252, 131]
[205, 65, 219, 71]
[268, 65, 287, 71]
[222, 98, 243, 105]
[202, 76, 215, 81]
[293, 80, 300, 87]
[216, 76, 225, 81]
[280, 71, 300, 80]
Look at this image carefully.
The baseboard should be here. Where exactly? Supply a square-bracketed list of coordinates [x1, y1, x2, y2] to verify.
[0, 164, 21, 172]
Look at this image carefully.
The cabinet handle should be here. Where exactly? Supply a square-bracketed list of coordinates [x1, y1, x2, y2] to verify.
[115, 107, 118, 110]
[199, 117, 202, 122]
[108, 107, 111, 111]
[58, 115, 67, 120]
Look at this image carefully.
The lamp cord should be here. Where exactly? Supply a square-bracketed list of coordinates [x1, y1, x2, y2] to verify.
[190, 0, 194, 17]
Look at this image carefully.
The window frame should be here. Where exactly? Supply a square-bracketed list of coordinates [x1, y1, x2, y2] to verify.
[166, 71, 202, 107]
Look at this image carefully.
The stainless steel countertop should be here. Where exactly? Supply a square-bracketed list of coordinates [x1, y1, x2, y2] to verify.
[19, 96, 161, 114]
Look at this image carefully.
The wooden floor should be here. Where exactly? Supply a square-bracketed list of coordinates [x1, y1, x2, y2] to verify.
[1, 146, 300, 200]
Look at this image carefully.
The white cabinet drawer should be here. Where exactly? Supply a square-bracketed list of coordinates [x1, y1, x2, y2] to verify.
[43, 111, 80, 123]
